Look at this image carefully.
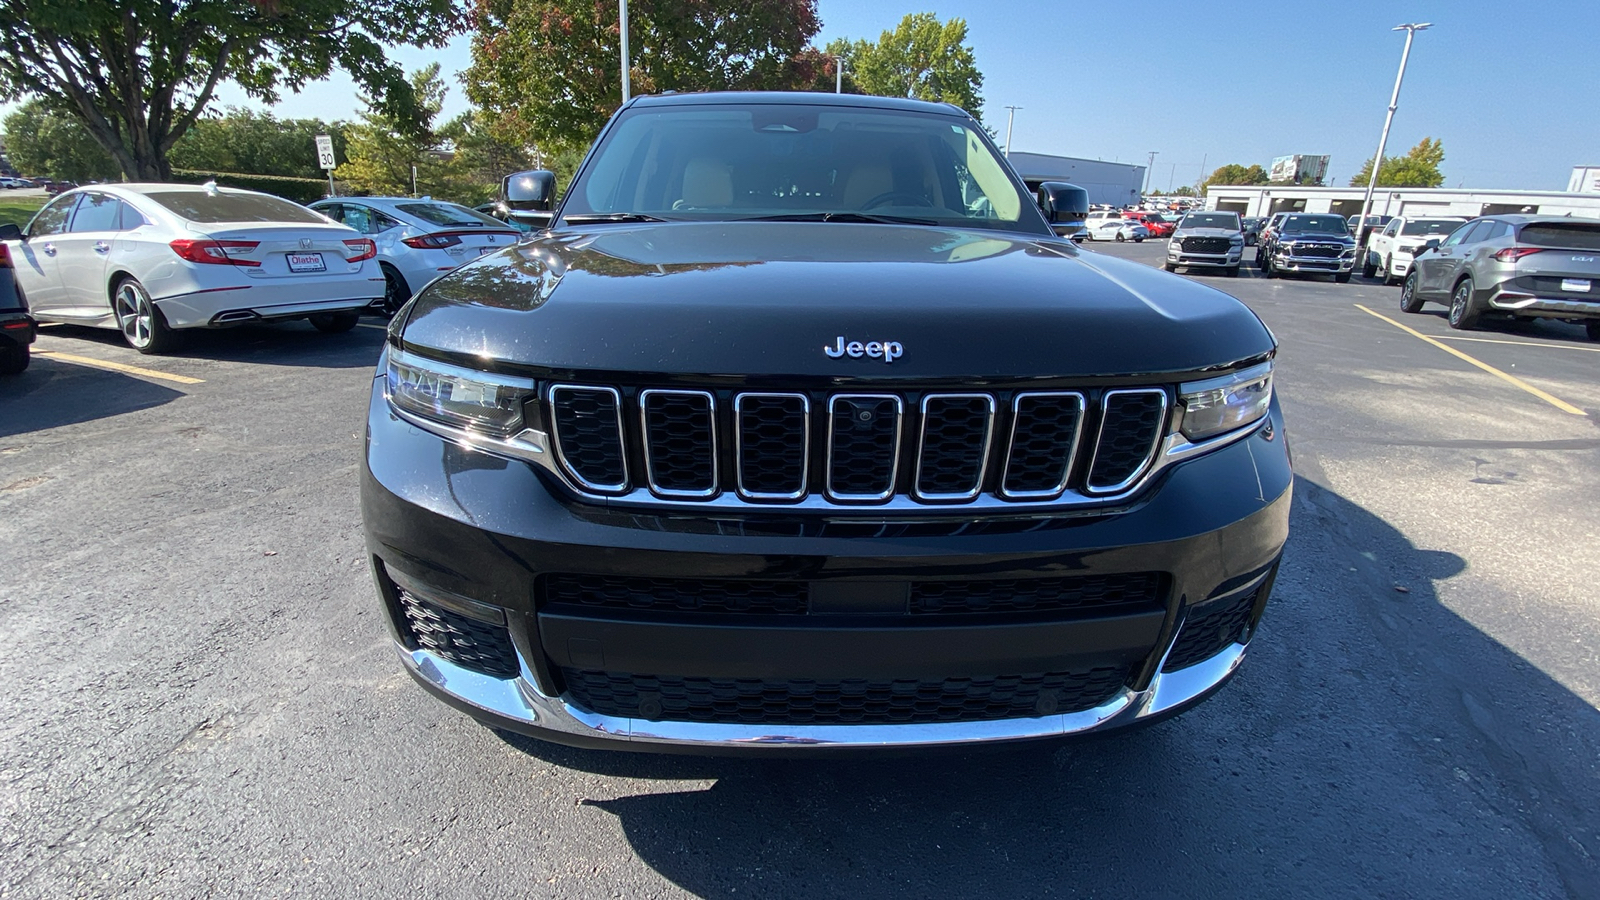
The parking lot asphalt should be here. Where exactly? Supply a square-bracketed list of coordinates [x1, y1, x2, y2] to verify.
[3, 238, 1598, 899]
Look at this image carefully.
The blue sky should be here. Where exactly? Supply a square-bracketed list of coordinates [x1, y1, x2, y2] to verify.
[23, 0, 1600, 190]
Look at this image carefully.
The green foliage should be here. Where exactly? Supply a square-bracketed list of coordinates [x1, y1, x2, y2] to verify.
[0, 195, 45, 229]
[465, 0, 821, 147]
[336, 64, 460, 199]
[438, 110, 534, 206]
[1349, 137, 1445, 188]
[0, 0, 466, 180]
[1172, 185, 1198, 197]
[1204, 164, 1271, 188]
[169, 168, 331, 205]
[842, 13, 984, 117]
[1, 99, 119, 182]
[170, 109, 349, 180]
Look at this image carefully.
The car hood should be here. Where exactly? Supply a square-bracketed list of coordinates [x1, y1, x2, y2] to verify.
[400, 222, 1274, 379]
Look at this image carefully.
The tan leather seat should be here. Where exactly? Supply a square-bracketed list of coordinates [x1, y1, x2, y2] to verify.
[842, 165, 894, 209]
[678, 158, 733, 209]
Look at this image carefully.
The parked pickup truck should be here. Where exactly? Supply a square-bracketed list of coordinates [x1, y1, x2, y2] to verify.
[1363, 215, 1467, 284]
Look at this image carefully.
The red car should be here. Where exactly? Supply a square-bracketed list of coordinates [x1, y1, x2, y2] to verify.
[1124, 211, 1175, 238]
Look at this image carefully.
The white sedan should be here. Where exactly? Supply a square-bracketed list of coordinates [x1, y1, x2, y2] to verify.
[310, 197, 521, 314]
[0, 183, 383, 353]
[1085, 219, 1150, 242]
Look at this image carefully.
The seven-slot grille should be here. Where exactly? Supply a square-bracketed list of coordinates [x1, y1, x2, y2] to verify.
[549, 386, 1170, 506]
[1180, 236, 1233, 254]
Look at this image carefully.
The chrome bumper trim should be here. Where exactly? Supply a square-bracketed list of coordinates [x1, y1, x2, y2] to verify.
[1487, 292, 1600, 314]
[397, 640, 1248, 749]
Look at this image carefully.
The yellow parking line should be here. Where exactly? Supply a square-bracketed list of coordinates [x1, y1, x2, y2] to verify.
[1434, 334, 1600, 353]
[1354, 305, 1584, 416]
[34, 351, 204, 385]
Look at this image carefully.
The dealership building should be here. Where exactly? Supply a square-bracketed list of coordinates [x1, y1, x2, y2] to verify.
[1204, 184, 1600, 220]
[1005, 152, 1146, 207]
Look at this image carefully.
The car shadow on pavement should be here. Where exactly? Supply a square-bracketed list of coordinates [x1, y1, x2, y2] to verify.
[494, 476, 1600, 898]
[0, 354, 183, 438]
[39, 319, 388, 369]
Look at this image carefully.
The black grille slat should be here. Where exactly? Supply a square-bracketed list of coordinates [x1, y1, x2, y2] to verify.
[1181, 236, 1233, 253]
[1087, 390, 1166, 493]
[736, 394, 809, 499]
[916, 394, 994, 499]
[397, 590, 519, 679]
[543, 574, 808, 615]
[1163, 587, 1259, 671]
[562, 666, 1131, 724]
[827, 395, 901, 500]
[550, 386, 627, 492]
[911, 572, 1164, 616]
[1002, 392, 1084, 498]
[641, 390, 716, 496]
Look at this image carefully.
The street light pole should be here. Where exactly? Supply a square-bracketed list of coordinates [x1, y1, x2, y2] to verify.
[1356, 23, 1430, 250]
[1143, 151, 1158, 197]
[1003, 105, 1021, 157]
[619, 0, 631, 103]
[835, 56, 845, 93]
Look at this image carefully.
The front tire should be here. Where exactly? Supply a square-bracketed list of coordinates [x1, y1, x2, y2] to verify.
[1226, 265, 1240, 277]
[1448, 278, 1482, 330]
[1399, 271, 1426, 313]
[1163, 262, 1176, 272]
[1362, 254, 1377, 278]
[1381, 256, 1399, 286]
[0, 342, 28, 375]
[112, 277, 178, 354]
[1335, 272, 1351, 284]
[309, 311, 360, 333]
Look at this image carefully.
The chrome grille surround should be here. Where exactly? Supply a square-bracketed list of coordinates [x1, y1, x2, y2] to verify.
[547, 384, 629, 494]
[638, 389, 718, 499]
[913, 393, 996, 502]
[825, 393, 904, 502]
[734, 392, 811, 501]
[1085, 388, 1169, 495]
[999, 391, 1086, 500]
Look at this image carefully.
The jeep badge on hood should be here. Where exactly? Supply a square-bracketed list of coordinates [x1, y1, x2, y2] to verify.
[825, 336, 904, 362]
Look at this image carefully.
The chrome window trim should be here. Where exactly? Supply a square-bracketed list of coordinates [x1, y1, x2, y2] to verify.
[734, 392, 810, 501]
[999, 391, 1086, 501]
[913, 392, 996, 502]
[825, 393, 903, 503]
[1084, 388, 1169, 495]
[547, 384, 630, 494]
[638, 388, 719, 499]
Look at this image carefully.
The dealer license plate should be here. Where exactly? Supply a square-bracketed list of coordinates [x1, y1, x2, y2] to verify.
[1561, 278, 1591, 293]
[287, 252, 326, 273]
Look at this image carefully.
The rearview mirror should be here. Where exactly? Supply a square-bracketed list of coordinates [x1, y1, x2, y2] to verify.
[1424, 238, 1441, 251]
[0, 223, 22, 242]
[1036, 182, 1089, 238]
[503, 170, 556, 211]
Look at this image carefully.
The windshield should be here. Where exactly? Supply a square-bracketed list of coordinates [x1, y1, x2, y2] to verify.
[1401, 219, 1463, 236]
[562, 103, 1035, 232]
[144, 190, 324, 224]
[396, 202, 507, 228]
[1283, 215, 1348, 234]
[1179, 213, 1240, 230]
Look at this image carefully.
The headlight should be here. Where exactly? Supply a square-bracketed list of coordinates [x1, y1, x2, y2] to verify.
[1179, 362, 1272, 441]
[1229, 236, 1244, 245]
[386, 346, 536, 438]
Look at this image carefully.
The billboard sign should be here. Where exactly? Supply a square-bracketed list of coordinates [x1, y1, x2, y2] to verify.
[1269, 154, 1329, 185]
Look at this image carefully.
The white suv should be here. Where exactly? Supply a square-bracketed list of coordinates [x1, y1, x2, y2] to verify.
[1363, 215, 1466, 284]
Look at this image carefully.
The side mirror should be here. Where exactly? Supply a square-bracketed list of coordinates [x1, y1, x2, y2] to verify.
[1037, 182, 1089, 238]
[1423, 238, 1441, 251]
[0, 223, 22, 242]
[503, 170, 556, 210]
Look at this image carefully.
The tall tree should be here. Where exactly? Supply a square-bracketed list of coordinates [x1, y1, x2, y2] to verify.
[1204, 163, 1271, 188]
[1, 98, 118, 181]
[0, 0, 465, 180]
[844, 13, 983, 117]
[1349, 137, 1445, 188]
[437, 109, 533, 205]
[336, 64, 461, 198]
[465, 0, 820, 148]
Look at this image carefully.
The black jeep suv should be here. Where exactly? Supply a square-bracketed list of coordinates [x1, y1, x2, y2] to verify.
[362, 93, 1291, 752]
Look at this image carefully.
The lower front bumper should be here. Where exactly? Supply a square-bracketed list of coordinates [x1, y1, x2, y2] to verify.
[397, 636, 1251, 750]
[1170, 252, 1241, 268]
[1274, 256, 1354, 273]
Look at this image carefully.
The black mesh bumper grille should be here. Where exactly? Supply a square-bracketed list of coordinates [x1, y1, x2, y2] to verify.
[1181, 236, 1234, 253]
[543, 574, 809, 615]
[396, 590, 519, 679]
[910, 572, 1164, 616]
[561, 665, 1131, 724]
[1162, 588, 1260, 671]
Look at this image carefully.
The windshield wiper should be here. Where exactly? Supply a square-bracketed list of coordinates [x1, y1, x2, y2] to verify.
[563, 213, 672, 224]
[739, 212, 941, 227]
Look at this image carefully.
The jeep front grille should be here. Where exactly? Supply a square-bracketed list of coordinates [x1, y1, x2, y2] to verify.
[548, 385, 1171, 508]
